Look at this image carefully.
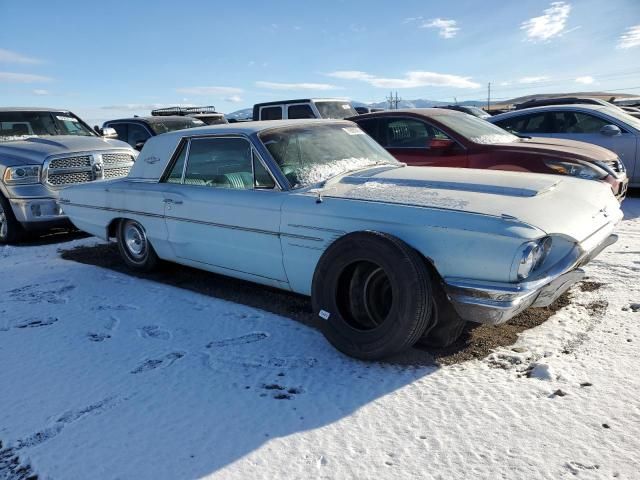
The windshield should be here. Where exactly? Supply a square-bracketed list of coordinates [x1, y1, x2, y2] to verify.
[465, 106, 490, 118]
[259, 123, 398, 189]
[149, 118, 205, 134]
[436, 114, 519, 144]
[0, 111, 96, 142]
[314, 101, 358, 119]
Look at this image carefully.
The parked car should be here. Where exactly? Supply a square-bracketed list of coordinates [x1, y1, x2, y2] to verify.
[514, 96, 640, 119]
[0, 107, 136, 243]
[354, 106, 384, 115]
[349, 109, 628, 200]
[150, 106, 228, 125]
[436, 105, 491, 119]
[59, 120, 621, 360]
[253, 99, 358, 120]
[489, 104, 640, 187]
[103, 116, 205, 150]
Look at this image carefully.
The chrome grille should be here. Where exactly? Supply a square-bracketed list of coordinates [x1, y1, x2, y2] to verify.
[103, 153, 134, 166]
[104, 166, 131, 179]
[49, 155, 91, 169]
[48, 171, 93, 186]
[608, 159, 624, 173]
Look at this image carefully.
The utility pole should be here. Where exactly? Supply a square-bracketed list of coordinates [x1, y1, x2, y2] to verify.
[487, 82, 491, 111]
[386, 91, 402, 109]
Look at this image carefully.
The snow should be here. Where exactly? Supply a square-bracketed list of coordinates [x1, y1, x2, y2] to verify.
[1, 198, 640, 479]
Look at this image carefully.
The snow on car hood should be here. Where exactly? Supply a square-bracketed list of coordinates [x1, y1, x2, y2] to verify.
[0, 135, 133, 165]
[319, 165, 622, 242]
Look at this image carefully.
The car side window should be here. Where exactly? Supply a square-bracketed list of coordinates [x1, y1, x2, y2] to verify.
[552, 112, 611, 134]
[108, 123, 128, 143]
[183, 137, 254, 189]
[287, 104, 315, 119]
[128, 123, 150, 147]
[260, 106, 283, 120]
[165, 141, 188, 183]
[356, 119, 381, 143]
[253, 151, 276, 189]
[381, 118, 450, 148]
[497, 113, 551, 134]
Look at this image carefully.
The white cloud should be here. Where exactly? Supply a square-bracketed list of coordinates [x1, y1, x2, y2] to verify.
[32, 89, 49, 95]
[617, 25, 640, 49]
[521, 2, 571, 42]
[518, 76, 550, 84]
[0, 71, 52, 83]
[176, 86, 243, 95]
[327, 70, 480, 89]
[255, 81, 339, 91]
[421, 18, 459, 39]
[224, 95, 243, 103]
[575, 76, 595, 85]
[499, 81, 512, 86]
[0, 48, 42, 64]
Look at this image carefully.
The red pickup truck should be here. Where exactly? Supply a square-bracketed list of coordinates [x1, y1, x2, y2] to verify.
[348, 109, 628, 200]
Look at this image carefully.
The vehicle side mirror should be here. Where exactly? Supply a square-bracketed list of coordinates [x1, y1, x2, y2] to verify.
[600, 124, 621, 136]
[134, 140, 147, 151]
[102, 127, 118, 139]
[428, 138, 455, 150]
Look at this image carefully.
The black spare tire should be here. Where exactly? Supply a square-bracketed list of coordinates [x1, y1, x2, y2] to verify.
[312, 231, 435, 360]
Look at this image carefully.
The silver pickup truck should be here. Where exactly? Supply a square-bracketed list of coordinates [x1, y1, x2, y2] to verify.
[0, 108, 136, 243]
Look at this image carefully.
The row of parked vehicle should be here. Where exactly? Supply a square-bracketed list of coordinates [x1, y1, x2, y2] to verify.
[0, 97, 629, 360]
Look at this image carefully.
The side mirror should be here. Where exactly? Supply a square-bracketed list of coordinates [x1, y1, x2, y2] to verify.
[600, 124, 621, 137]
[428, 138, 455, 150]
[134, 140, 147, 151]
[102, 127, 118, 139]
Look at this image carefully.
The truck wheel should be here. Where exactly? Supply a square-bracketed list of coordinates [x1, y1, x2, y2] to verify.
[418, 271, 467, 349]
[0, 194, 24, 244]
[312, 231, 435, 360]
[116, 219, 158, 271]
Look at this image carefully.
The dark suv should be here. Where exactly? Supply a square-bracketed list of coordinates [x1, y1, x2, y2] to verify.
[102, 116, 204, 150]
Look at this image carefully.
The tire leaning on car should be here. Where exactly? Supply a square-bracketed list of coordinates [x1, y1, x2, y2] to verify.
[0, 194, 24, 244]
[312, 231, 436, 360]
[116, 219, 159, 271]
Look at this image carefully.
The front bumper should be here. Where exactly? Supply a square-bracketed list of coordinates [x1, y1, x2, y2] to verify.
[8, 197, 69, 229]
[443, 230, 618, 325]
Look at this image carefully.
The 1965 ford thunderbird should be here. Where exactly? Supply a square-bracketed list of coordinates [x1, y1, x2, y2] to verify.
[60, 120, 623, 360]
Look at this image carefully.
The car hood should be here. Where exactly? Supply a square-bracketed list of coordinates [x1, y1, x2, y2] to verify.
[487, 137, 617, 161]
[0, 135, 133, 165]
[317, 165, 622, 242]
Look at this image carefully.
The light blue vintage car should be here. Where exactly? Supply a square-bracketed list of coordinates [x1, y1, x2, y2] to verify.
[60, 120, 622, 360]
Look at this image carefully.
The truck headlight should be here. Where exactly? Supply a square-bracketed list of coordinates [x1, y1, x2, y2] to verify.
[544, 159, 606, 180]
[517, 237, 552, 280]
[2, 166, 41, 185]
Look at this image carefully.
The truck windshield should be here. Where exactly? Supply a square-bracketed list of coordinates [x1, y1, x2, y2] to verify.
[259, 123, 398, 189]
[0, 111, 96, 142]
[314, 101, 358, 119]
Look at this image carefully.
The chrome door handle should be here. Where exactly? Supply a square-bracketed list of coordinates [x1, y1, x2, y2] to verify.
[163, 198, 183, 205]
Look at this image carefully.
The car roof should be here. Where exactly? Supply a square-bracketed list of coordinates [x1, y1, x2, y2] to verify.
[254, 98, 350, 107]
[490, 103, 617, 119]
[153, 119, 354, 138]
[0, 107, 74, 112]
[350, 107, 468, 120]
[104, 115, 198, 124]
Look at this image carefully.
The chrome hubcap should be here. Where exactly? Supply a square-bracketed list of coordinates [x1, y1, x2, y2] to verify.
[124, 223, 146, 259]
[0, 203, 7, 239]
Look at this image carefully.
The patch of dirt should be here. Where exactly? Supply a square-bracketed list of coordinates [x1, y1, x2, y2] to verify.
[579, 281, 604, 292]
[62, 243, 571, 366]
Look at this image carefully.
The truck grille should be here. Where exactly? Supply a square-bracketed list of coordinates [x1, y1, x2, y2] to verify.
[44, 151, 134, 188]
[49, 155, 92, 169]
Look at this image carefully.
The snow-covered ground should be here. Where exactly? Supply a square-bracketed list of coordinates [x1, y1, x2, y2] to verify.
[1, 199, 639, 480]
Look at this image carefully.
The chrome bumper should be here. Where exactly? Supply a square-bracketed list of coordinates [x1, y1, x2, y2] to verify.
[444, 232, 618, 325]
[9, 197, 67, 224]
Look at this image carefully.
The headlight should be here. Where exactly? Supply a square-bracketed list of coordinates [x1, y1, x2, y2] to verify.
[516, 237, 552, 280]
[544, 159, 606, 180]
[2, 165, 41, 185]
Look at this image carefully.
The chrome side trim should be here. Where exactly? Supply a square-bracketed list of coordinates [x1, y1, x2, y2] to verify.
[60, 202, 323, 242]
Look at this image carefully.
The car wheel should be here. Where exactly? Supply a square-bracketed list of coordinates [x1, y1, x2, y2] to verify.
[312, 231, 435, 360]
[0, 194, 24, 244]
[116, 219, 158, 271]
[418, 271, 467, 349]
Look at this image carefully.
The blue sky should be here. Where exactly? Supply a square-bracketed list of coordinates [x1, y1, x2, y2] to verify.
[1, 0, 639, 124]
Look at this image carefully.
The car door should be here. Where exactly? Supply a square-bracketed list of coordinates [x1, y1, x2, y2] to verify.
[549, 110, 638, 177]
[161, 135, 288, 282]
[365, 116, 467, 167]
